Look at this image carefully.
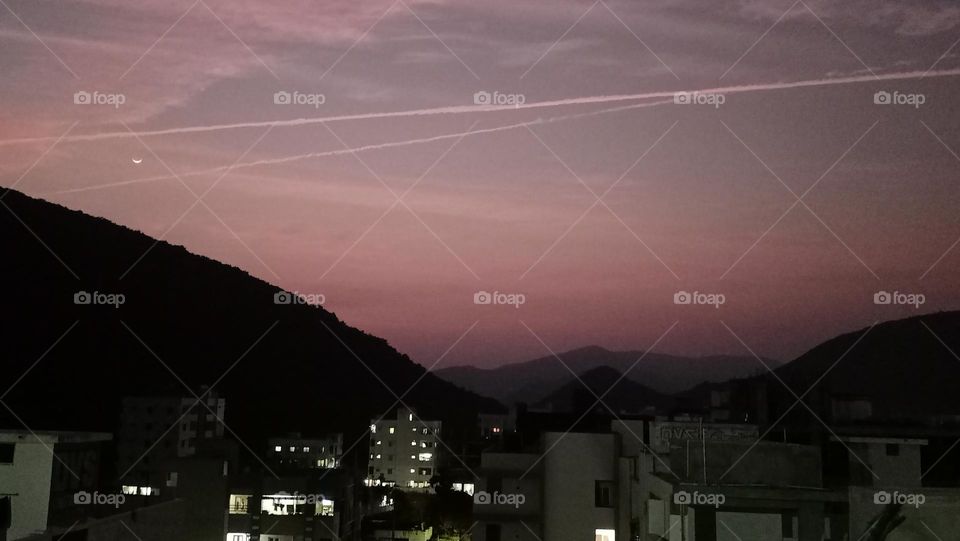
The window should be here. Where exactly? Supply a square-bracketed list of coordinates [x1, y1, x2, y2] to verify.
[411, 441, 417, 446]
[595, 529, 615, 541]
[289, 446, 295, 452]
[0, 444, 14, 464]
[595, 481, 614, 508]
[370, 424, 377, 433]
[303, 446, 310, 452]
[409, 413, 414, 421]
[389, 427, 395, 434]
[316, 498, 335, 517]
[274, 445, 282, 452]
[229, 494, 251, 514]
[886, 443, 900, 456]
[410, 468, 416, 474]
[227, 533, 250, 541]
[418, 452, 433, 462]
[419, 468, 431, 476]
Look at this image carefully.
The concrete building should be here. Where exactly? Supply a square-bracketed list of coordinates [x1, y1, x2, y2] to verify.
[226, 470, 347, 541]
[0, 430, 111, 541]
[268, 434, 343, 471]
[116, 391, 226, 492]
[366, 408, 440, 492]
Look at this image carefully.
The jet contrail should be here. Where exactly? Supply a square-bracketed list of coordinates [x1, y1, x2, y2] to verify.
[49, 99, 674, 195]
[7, 68, 960, 148]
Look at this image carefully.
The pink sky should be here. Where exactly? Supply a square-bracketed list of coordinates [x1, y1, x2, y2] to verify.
[2, 0, 960, 366]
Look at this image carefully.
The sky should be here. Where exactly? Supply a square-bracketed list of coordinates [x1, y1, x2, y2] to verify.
[2, 0, 959, 368]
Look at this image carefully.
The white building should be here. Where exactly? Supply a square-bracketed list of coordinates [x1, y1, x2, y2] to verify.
[0, 430, 111, 541]
[366, 408, 441, 491]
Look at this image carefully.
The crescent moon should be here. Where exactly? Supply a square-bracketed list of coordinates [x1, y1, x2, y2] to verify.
[132, 158, 142, 164]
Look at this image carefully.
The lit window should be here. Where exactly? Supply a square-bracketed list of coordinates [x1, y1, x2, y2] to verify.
[227, 533, 250, 541]
[413, 427, 418, 432]
[274, 446, 282, 452]
[289, 446, 295, 452]
[452, 483, 462, 491]
[303, 447, 310, 452]
[409, 413, 414, 421]
[411, 441, 417, 446]
[596, 529, 615, 541]
[376, 440, 382, 446]
[418, 452, 432, 462]
[376, 454, 381, 459]
[370, 424, 377, 433]
[410, 455, 416, 460]
[410, 468, 416, 474]
[389, 427, 395, 434]
[463, 483, 475, 496]
[229, 494, 251, 514]
[317, 498, 335, 517]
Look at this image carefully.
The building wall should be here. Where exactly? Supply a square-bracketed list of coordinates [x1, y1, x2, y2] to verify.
[0, 435, 56, 540]
[542, 432, 617, 541]
[848, 486, 960, 540]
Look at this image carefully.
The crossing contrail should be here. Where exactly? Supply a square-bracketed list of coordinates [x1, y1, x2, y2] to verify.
[49, 100, 674, 195]
[7, 68, 960, 149]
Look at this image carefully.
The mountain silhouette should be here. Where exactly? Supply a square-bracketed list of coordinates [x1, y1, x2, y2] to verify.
[433, 345, 775, 406]
[532, 366, 676, 415]
[0, 189, 503, 459]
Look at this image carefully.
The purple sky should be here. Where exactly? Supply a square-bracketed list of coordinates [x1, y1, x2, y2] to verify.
[2, 0, 960, 367]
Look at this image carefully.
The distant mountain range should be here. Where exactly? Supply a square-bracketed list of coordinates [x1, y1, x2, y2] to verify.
[434, 346, 778, 407]
[532, 366, 676, 415]
[0, 189, 502, 458]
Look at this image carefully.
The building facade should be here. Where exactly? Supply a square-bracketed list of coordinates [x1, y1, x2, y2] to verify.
[366, 408, 441, 491]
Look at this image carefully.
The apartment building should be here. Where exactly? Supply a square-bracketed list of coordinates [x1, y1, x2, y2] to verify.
[268, 434, 343, 471]
[366, 408, 441, 491]
[116, 391, 226, 491]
